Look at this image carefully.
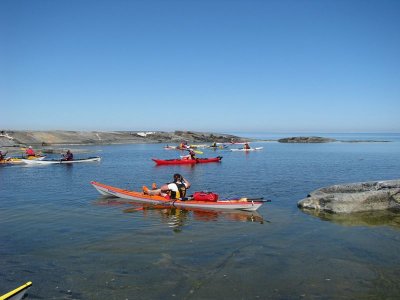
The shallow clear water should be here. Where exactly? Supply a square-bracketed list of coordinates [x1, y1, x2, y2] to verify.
[1, 135, 400, 299]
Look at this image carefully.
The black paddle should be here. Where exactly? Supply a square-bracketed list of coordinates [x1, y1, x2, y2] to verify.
[247, 198, 271, 202]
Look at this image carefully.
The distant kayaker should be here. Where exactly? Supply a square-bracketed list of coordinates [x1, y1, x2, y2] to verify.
[211, 142, 217, 147]
[143, 173, 191, 199]
[0, 150, 7, 160]
[244, 143, 251, 150]
[179, 141, 189, 149]
[25, 146, 36, 157]
[189, 149, 196, 160]
[62, 150, 73, 161]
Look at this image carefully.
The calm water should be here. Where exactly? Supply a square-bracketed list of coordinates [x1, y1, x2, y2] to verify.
[1, 134, 400, 299]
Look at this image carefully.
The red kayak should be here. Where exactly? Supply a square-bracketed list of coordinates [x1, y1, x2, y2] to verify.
[153, 156, 222, 165]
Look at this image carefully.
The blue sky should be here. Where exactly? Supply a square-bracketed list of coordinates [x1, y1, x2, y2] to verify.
[1, 0, 399, 133]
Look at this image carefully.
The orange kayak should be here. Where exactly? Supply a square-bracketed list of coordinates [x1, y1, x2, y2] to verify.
[91, 181, 265, 211]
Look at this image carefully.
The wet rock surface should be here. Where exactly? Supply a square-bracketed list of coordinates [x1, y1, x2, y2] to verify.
[298, 180, 400, 213]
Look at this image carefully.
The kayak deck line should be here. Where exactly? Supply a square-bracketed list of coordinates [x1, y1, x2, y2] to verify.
[91, 181, 265, 211]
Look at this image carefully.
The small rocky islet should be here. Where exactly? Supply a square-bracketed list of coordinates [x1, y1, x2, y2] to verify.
[278, 136, 336, 143]
[298, 179, 400, 214]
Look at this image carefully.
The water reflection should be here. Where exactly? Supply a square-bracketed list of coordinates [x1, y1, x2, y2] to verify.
[154, 163, 197, 169]
[300, 208, 400, 229]
[126, 206, 264, 232]
[95, 197, 264, 232]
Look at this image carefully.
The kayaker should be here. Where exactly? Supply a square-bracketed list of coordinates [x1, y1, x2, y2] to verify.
[143, 173, 191, 199]
[179, 141, 189, 150]
[211, 142, 217, 147]
[0, 150, 7, 160]
[62, 150, 74, 161]
[181, 149, 196, 160]
[25, 146, 36, 157]
[244, 143, 251, 150]
[189, 149, 196, 160]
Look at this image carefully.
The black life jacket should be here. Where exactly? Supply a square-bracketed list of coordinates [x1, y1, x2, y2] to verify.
[169, 182, 187, 199]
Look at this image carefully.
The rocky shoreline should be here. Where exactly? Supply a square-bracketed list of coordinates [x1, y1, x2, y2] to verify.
[0, 130, 248, 148]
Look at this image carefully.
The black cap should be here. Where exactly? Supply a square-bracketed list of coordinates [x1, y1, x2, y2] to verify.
[173, 173, 182, 182]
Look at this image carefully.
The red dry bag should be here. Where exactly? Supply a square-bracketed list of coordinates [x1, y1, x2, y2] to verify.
[193, 192, 219, 202]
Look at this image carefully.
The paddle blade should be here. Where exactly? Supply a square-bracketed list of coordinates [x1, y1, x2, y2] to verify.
[194, 150, 203, 154]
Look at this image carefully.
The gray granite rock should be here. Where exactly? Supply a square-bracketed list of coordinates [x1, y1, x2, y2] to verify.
[298, 180, 400, 213]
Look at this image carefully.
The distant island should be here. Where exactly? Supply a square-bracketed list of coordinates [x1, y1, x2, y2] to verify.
[278, 136, 336, 143]
[278, 136, 390, 143]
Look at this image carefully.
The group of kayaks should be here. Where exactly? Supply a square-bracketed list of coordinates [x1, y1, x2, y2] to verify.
[91, 142, 268, 212]
[156, 142, 263, 165]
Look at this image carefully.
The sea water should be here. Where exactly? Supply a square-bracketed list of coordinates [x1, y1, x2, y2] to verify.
[1, 133, 400, 299]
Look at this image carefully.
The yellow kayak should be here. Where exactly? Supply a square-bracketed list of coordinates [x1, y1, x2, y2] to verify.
[0, 281, 32, 300]
[0, 156, 45, 164]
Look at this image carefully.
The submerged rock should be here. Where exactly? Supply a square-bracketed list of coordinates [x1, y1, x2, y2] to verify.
[298, 180, 400, 213]
[300, 208, 400, 228]
[278, 136, 336, 143]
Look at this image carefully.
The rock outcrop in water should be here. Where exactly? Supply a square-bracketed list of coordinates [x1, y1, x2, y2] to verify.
[298, 180, 400, 213]
[278, 136, 336, 143]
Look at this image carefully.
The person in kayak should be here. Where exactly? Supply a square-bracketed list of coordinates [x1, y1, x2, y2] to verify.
[62, 150, 74, 161]
[179, 141, 189, 150]
[188, 149, 196, 160]
[181, 149, 196, 160]
[25, 146, 36, 157]
[244, 143, 251, 150]
[0, 150, 7, 161]
[143, 173, 191, 199]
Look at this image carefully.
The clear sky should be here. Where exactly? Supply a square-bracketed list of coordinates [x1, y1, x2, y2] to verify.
[1, 0, 399, 133]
